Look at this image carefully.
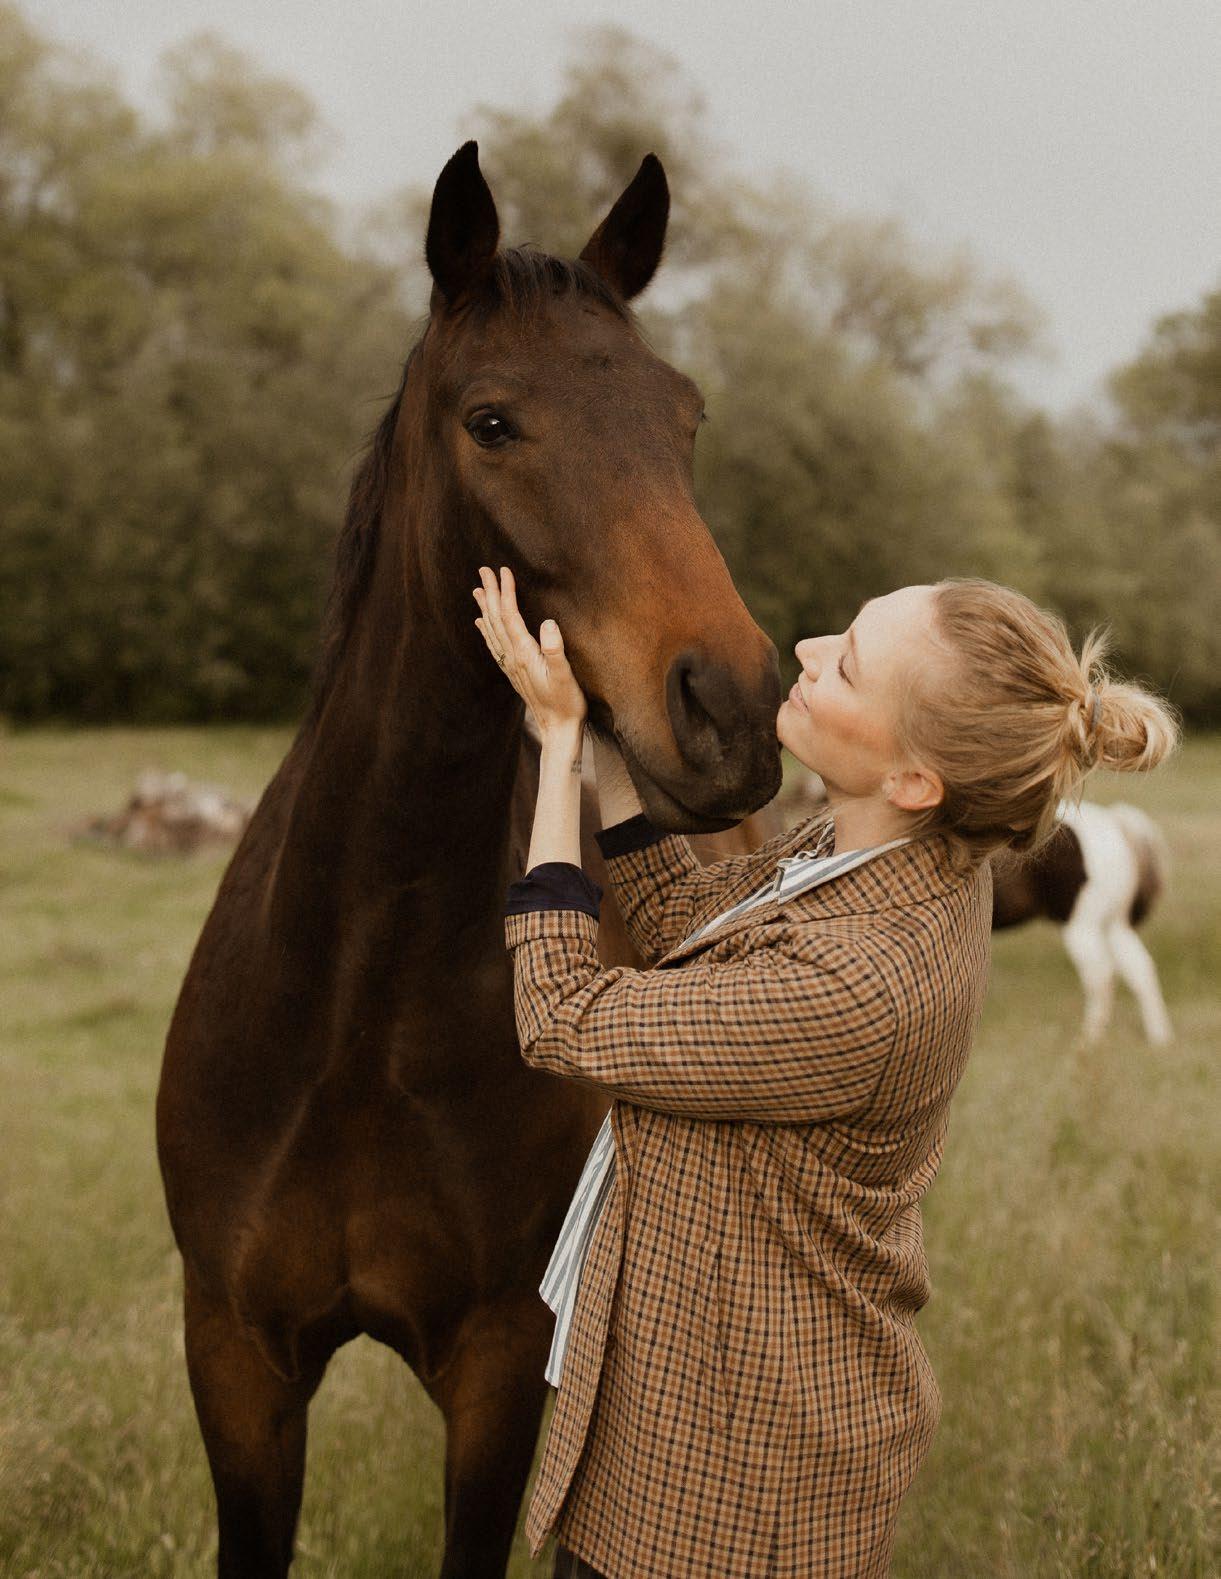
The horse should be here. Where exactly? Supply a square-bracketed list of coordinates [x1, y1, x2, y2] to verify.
[991, 800, 1173, 1044]
[156, 141, 784, 1578]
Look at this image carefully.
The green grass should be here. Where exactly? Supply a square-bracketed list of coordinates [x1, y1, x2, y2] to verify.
[0, 727, 1216, 1577]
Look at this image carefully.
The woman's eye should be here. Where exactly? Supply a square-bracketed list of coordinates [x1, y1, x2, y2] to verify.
[467, 413, 514, 448]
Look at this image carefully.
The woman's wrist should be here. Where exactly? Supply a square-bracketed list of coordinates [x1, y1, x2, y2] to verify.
[537, 723, 584, 776]
[536, 719, 586, 757]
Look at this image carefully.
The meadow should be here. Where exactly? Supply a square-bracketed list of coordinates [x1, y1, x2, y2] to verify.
[1, 727, 1216, 1578]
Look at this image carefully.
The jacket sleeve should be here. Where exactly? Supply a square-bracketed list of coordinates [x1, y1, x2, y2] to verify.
[503, 908, 896, 1123]
[593, 813, 820, 968]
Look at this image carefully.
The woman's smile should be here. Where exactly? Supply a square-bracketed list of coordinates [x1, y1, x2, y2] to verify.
[787, 679, 809, 714]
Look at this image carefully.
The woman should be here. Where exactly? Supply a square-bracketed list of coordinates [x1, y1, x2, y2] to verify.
[472, 566, 1176, 1579]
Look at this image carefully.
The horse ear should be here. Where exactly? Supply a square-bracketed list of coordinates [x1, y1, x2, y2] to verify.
[425, 141, 499, 305]
[578, 153, 670, 301]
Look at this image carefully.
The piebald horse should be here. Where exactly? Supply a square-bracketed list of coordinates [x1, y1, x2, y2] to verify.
[992, 800, 1172, 1045]
[156, 143, 783, 1578]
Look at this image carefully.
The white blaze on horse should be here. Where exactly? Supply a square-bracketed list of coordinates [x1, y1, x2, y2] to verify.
[991, 800, 1173, 1046]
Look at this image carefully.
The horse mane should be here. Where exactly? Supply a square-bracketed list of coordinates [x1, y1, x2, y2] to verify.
[307, 248, 631, 719]
[307, 347, 416, 721]
[481, 247, 631, 323]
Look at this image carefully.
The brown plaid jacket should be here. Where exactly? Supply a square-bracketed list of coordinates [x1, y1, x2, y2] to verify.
[504, 816, 992, 1578]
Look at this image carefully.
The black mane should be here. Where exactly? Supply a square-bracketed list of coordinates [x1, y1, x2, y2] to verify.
[482, 246, 631, 322]
[307, 347, 415, 719]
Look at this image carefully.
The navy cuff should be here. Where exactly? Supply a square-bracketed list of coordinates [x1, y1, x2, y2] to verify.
[505, 861, 604, 920]
[593, 813, 669, 859]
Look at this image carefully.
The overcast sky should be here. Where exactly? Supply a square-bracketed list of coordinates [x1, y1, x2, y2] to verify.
[31, 0, 1221, 413]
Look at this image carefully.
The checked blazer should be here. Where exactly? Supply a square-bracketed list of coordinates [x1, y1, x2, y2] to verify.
[504, 815, 993, 1579]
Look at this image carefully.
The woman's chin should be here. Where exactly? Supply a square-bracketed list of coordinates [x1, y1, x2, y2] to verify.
[777, 706, 819, 774]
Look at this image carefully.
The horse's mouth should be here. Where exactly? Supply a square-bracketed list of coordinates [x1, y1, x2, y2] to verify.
[614, 733, 747, 835]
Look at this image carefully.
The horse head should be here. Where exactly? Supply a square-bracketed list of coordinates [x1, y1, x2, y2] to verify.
[402, 141, 782, 830]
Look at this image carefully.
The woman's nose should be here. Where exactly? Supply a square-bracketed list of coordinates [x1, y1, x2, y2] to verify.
[794, 639, 819, 677]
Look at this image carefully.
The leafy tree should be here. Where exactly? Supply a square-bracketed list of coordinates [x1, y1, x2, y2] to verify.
[0, 5, 409, 720]
[157, 31, 325, 173]
[1060, 288, 1221, 721]
[1111, 286, 1221, 459]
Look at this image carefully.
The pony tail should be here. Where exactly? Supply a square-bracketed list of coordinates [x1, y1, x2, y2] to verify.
[1062, 626, 1180, 777]
[1094, 678, 1180, 773]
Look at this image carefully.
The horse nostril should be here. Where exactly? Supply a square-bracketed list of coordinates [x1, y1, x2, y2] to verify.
[678, 661, 714, 729]
[660, 643, 784, 803]
[666, 648, 731, 770]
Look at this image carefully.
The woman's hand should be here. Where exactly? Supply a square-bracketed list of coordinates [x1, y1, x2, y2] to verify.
[472, 565, 587, 740]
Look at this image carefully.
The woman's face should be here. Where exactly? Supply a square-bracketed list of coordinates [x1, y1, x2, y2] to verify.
[777, 585, 939, 798]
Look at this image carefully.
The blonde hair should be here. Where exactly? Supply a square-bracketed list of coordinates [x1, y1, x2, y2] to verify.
[897, 579, 1180, 863]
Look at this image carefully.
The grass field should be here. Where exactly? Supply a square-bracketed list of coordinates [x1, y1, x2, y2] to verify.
[0, 727, 1216, 1578]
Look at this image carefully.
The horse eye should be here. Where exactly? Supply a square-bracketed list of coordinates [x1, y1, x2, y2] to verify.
[467, 413, 514, 448]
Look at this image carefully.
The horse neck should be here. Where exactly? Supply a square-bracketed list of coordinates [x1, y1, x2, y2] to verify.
[273, 497, 527, 940]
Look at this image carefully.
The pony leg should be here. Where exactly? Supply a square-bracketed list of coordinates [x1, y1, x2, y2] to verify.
[1107, 921, 1174, 1045]
[1062, 917, 1115, 1043]
[426, 1292, 551, 1579]
[183, 1272, 324, 1579]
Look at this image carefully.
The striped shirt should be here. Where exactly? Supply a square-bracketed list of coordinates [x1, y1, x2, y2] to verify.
[539, 823, 912, 1388]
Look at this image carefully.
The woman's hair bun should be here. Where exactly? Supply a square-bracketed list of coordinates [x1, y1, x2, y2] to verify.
[1069, 630, 1180, 776]
[1093, 680, 1180, 772]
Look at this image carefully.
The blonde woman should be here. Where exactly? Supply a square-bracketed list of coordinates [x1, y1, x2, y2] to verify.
[472, 566, 1177, 1579]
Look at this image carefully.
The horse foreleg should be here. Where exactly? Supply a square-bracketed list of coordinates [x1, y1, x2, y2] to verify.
[426, 1292, 552, 1579]
[1107, 921, 1173, 1045]
[1062, 915, 1115, 1044]
[184, 1272, 326, 1579]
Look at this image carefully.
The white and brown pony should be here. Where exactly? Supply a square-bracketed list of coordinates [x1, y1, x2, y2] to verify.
[991, 800, 1173, 1045]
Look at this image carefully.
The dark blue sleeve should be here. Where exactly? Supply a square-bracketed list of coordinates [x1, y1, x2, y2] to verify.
[505, 861, 604, 920]
[592, 813, 669, 859]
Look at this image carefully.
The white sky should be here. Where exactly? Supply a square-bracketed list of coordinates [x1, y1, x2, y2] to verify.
[30, 0, 1221, 413]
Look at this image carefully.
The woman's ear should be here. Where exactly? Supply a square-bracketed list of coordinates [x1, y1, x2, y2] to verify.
[885, 763, 944, 815]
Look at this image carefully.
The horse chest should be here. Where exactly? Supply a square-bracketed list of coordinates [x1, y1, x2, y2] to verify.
[229, 1062, 551, 1378]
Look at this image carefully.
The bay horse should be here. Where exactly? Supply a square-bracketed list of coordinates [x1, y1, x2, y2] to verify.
[991, 799, 1172, 1044]
[156, 142, 783, 1578]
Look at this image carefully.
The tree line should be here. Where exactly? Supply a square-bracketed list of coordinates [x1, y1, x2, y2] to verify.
[1, 7, 1216, 724]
